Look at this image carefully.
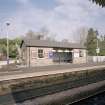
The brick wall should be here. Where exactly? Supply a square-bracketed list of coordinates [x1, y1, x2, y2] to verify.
[73, 49, 86, 64]
[22, 46, 87, 66]
[27, 47, 53, 66]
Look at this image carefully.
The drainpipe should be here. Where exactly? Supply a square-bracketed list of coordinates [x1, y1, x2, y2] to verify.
[71, 50, 74, 63]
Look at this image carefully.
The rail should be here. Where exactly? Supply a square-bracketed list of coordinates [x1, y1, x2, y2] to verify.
[10, 69, 105, 103]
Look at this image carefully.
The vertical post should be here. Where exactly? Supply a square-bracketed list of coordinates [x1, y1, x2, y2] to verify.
[29, 47, 30, 67]
[86, 50, 88, 63]
[59, 55, 60, 64]
[96, 38, 98, 63]
[96, 31, 99, 63]
[29, 38, 31, 67]
[6, 22, 10, 65]
[71, 50, 73, 63]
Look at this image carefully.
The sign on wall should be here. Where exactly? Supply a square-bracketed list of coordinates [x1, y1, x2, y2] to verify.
[48, 51, 53, 58]
[96, 48, 100, 54]
[73, 49, 79, 58]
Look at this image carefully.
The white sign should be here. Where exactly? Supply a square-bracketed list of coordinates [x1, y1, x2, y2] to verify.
[96, 48, 100, 54]
[49, 52, 53, 58]
[73, 49, 79, 58]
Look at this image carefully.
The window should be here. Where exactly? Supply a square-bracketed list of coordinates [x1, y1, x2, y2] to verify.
[38, 49, 44, 58]
[79, 50, 83, 57]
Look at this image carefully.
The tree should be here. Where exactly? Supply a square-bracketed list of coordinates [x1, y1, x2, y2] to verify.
[0, 38, 21, 59]
[40, 27, 49, 38]
[74, 27, 88, 45]
[99, 35, 105, 56]
[25, 29, 57, 41]
[26, 30, 36, 39]
[61, 39, 69, 43]
[85, 28, 97, 56]
[9, 38, 22, 58]
[91, 0, 105, 7]
[0, 38, 7, 56]
[26, 30, 45, 40]
[45, 33, 56, 41]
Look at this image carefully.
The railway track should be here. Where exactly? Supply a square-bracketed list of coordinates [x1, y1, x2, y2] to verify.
[70, 90, 105, 105]
[12, 72, 105, 103]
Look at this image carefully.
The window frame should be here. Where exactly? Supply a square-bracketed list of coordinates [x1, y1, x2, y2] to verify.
[79, 50, 84, 57]
[38, 49, 44, 58]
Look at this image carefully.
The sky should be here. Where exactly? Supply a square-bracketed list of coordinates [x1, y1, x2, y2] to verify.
[0, 0, 105, 42]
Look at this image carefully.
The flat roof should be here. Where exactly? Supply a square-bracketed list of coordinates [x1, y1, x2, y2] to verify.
[21, 38, 85, 49]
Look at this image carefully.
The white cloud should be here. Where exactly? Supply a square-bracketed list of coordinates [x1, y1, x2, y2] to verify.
[4, 0, 105, 42]
[17, 0, 30, 4]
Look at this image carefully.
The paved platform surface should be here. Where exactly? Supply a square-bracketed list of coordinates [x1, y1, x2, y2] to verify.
[1, 62, 105, 72]
[0, 62, 105, 81]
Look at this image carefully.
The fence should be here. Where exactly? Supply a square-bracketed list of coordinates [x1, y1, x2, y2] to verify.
[0, 60, 15, 68]
[87, 56, 105, 63]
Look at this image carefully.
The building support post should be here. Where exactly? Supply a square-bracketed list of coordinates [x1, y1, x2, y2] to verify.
[6, 22, 10, 65]
[29, 47, 30, 67]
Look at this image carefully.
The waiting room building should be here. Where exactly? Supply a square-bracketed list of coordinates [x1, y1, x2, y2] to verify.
[20, 38, 86, 66]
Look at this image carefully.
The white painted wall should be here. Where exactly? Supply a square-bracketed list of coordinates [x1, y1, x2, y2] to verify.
[93, 56, 105, 62]
[87, 56, 105, 62]
[73, 49, 87, 63]
[0, 60, 15, 68]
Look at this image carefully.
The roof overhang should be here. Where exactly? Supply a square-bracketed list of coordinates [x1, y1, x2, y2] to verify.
[21, 39, 86, 49]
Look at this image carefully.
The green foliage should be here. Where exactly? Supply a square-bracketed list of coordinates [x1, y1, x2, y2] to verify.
[98, 35, 105, 56]
[0, 38, 21, 58]
[85, 28, 97, 56]
[0, 39, 7, 55]
[91, 0, 105, 7]
[85, 28, 105, 56]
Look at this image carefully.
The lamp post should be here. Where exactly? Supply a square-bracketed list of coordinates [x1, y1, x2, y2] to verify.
[6, 22, 10, 65]
[96, 31, 100, 63]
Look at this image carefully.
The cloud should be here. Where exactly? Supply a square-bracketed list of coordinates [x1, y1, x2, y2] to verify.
[3, 0, 105, 42]
[17, 0, 30, 4]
